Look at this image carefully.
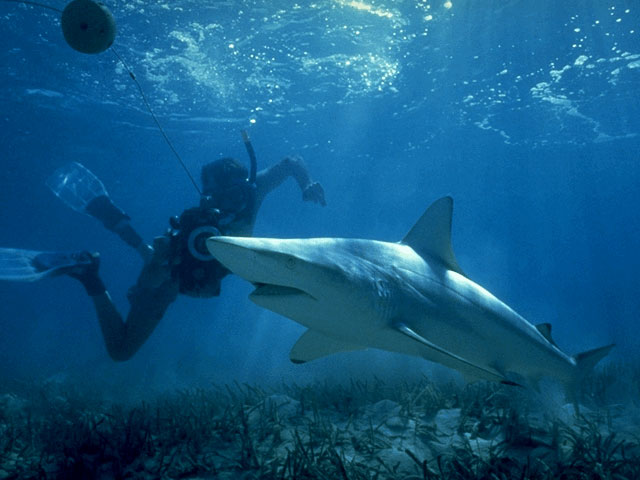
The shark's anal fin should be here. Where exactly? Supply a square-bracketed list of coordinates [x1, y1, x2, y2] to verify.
[535, 323, 558, 347]
[574, 344, 615, 378]
[290, 330, 365, 364]
[566, 343, 615, 413]
[394, 323, 510, 384]
[401, 196, 464, 275]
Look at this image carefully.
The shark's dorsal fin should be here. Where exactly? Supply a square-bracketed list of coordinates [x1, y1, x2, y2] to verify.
[402, 196, 464, 275]
[290, 330, 365, 364]
[535, 323, 557, 347]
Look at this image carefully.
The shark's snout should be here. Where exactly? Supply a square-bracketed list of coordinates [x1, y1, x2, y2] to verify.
[206, 236, 306, 286]
[206, 236, 263, 283]
[206, 236, 317, 310]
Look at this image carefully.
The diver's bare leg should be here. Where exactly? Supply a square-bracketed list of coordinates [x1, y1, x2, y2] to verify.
[112, 221, 153, 263]
[71, 237, 178, 361]
[90, 279, 178, 361]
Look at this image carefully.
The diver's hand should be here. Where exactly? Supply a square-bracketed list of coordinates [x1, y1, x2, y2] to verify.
[302, 181, 326, 206]
[151, 236, 171, 261]
[138, 236, 173, 289]
[137, 243, 154, 264]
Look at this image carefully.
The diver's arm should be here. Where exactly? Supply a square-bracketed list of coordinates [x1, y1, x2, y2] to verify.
[256, 155, 326, 205]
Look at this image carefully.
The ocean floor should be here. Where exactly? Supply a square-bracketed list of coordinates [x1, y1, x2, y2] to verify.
[1, 362, 640, 479]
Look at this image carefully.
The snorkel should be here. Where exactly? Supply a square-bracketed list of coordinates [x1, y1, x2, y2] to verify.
[210, 131, 258, 226]
[199, 130, 258, 211]
[241, 129, 257, 185]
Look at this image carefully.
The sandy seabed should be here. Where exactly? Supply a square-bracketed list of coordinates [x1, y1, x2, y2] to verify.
[1, 362, 639, 479]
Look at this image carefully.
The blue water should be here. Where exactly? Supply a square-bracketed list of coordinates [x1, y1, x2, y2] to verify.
[0, 0, 639, 395]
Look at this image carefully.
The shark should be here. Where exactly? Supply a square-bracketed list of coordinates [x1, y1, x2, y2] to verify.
[206, 196, 613, 391]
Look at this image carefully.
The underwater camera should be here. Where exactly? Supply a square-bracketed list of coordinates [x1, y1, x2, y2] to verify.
[170, 204, 222, 263]
[168, 204, 229, 297]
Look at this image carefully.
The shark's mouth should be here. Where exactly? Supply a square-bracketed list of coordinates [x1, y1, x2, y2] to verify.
[251, 283, 316, 300]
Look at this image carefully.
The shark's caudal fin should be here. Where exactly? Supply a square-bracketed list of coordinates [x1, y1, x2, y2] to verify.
[402, 196, 464, 275]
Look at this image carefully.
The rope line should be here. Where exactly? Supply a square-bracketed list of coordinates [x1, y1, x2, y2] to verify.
[111, 47, 202, 196]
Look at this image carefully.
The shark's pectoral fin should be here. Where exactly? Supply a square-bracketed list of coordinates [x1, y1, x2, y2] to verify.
[394, 323, 511, 385]
[290, 330, 366, 364]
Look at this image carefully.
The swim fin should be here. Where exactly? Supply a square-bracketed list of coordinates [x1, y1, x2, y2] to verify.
[46, 162, 110, 214]
[0, 248, 93, 282]
[46, 162, 145, 251]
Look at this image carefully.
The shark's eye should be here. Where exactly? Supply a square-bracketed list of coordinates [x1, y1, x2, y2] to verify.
[286, 256, 297, 270]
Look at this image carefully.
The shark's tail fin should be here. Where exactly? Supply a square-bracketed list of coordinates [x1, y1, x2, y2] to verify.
[566, 343, 615, 412]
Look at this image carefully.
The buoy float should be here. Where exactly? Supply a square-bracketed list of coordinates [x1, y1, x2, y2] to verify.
[60, 0, 116, 54]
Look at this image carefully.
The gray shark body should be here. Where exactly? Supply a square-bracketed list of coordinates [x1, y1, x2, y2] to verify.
[207, 197, 612, 387]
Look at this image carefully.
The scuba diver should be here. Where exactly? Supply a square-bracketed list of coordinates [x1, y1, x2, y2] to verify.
[0, 134, 326, 361]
